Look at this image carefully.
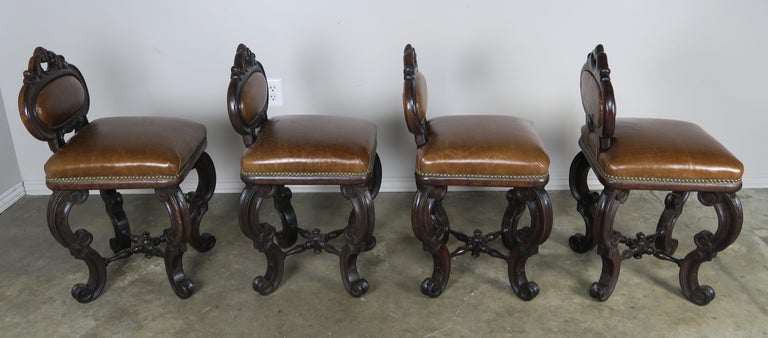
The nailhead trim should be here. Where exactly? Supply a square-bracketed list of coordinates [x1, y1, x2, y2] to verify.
[415, 169, 549, 180]
[242, 171, 369, 177]
[47, 175, 179, 183]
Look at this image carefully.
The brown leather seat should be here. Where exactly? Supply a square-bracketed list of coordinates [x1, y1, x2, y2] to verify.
[568, 44, 744, 306]
[402, 44, 552, 300]
[579, 118, 742, 190]
[44, 117, 207, 189]
[417, 115, 549, 187]
[228, 44, 381, 297]
[241, 115, 377, 183]
[18, 47, 216, 303]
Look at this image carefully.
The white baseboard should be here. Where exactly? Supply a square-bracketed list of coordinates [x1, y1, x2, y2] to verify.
[743, 177, 768, 189]
[0, 182, 25, 213]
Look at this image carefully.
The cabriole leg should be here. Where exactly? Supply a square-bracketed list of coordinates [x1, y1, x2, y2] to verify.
[156, 187, 195, 299]
[413, 184, 451, 298]
[185, 152, 216, 253]
[590, 188, 628, 301]
[239, 184, 286, 296]
[339, 184, 375, 297]
[48, 190, 107, 303]
[569, 151, 600, 253]
[503, 188, 553, 301]
[678, 192, 742, 305]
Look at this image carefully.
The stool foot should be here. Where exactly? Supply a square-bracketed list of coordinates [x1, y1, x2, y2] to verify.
[569, 234, 594, 253]
[516, 282, 540, 301]
[252, 240, 286, 296]
[590, 282, 611, 301]
[421, 277, 446, 298]
[164, 243, 195, 299]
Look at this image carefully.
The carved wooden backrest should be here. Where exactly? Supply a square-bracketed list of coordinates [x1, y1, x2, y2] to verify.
[227, 43, 269, 146]
[580, 44, 616, 151]
[18, 47, 90, 152]
[402, 44, 429, 147]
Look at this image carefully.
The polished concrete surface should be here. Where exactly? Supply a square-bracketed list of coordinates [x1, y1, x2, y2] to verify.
[0, 189, 766, 336]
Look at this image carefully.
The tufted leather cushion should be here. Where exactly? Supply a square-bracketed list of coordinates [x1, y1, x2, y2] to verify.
[416, 115, 550, 187]
[580, 118, 743, 191]
[241, 115, 377, 184]
[45, 117, 207, 190]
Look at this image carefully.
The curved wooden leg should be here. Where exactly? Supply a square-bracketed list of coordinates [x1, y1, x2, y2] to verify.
[351, 154, 382, 252]
[274, 186, 299, 248]
[156, 187, 195, 299]
[339, 184, 375, 297]
[239, 185, 286, 295]
[654, 191, 688, 254]
[185, 152, 217, 253]
[48, 190, 107, 303]
[589, 188, 628, 301]
[678, 192, 742, 305]
[569, 151, 600, 253]
[413, 184, 451, 297]
[503, 188, 553, 301]
[100, 189, 131, 254]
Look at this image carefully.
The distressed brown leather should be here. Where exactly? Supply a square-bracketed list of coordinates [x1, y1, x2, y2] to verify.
[581, 118, 743, 190]
[416, 115, 550, 187]
[45, 116, 206, 189]
[241, 114, 377, 183]
[36, 75, 86, 128]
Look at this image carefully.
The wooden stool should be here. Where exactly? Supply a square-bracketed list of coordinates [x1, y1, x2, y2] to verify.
[569, 45, 744, 305]
[18, 47, 216, 302]
[402, 44, 553, 300]
[227, 44, 382, 297]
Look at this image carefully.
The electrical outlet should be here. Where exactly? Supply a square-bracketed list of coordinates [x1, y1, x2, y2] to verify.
[267, 79, 283, 106]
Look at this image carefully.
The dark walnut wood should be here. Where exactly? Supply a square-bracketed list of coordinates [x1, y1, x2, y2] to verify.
[568, 44, 744, 305]
[229, 43, 382, 297]
[19, 47, 216, 303]
[403, 44, 553, 300]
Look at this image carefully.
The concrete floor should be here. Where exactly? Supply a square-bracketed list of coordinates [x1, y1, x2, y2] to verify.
[0, 189, 766, 336]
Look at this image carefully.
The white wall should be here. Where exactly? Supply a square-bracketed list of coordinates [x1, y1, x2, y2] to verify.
[1, 0, 766, 194]
[0, 89, 24, 211]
